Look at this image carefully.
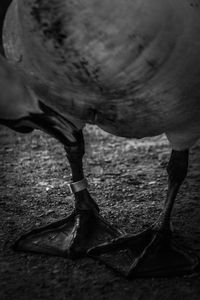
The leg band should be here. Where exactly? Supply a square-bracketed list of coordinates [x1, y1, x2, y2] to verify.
[68, 178, 88, 194]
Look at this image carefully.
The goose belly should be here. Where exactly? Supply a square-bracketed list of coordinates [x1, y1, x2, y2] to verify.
[3, 0, 200, 138]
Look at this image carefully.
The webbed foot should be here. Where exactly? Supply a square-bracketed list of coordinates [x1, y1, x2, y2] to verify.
[14, 208, 122, 258]
[88, 224, 200, 278]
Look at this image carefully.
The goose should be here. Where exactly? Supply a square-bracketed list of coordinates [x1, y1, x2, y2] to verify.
[1, 0, 200, 278]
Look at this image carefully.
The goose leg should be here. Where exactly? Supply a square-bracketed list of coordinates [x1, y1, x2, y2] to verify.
[14, 113, 122, 258]
[88, 150, 199, 277]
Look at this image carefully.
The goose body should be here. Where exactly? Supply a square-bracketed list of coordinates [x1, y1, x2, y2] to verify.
[3, 0, 200, 149]
[1, 0, 200, 277]
[0, 54, 40, 121]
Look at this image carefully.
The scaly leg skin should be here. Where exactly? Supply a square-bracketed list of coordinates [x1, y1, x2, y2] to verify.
[88, 150, 200, 278]
[14, 130, 122, 258]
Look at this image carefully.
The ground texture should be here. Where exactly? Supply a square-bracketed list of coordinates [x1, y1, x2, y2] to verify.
[0, 125, 200, 300]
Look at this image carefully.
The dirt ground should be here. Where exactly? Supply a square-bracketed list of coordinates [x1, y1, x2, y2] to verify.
[0, 124, 200, 300]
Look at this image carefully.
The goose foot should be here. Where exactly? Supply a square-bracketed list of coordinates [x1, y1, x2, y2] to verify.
[88, 225, 200, 278]
[13, 209, 122, 258]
